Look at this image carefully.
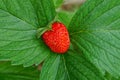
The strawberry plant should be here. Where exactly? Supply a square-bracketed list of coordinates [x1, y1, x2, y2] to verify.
[0, 0, 120, 80]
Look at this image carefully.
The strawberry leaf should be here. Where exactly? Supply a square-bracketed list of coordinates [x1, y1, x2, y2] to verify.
[69, 0, 120, 77]
[30, 0, 56, 27]
[0, 0, 55, 67]
[111, 77, 120, 80]
[0, 61, 39, 80]
[40, 51, 104, 80]
[53, 0, 63, 8]
[58, 11, 75, 27]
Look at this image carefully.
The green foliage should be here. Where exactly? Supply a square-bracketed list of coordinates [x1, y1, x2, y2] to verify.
[58, 11, 75, 27]
[0, 61, 39, 80]
[0, 0, 120, 80]
[40, 51, 104, 80]
[0, 0, 55, 67]
[53, 0, 63, 8]
[69, 0, 120, 78]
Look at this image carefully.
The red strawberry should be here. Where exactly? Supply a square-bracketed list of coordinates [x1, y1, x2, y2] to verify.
[42, 22, 70, 54]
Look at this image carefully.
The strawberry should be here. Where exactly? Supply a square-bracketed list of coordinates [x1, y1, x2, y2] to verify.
[42, 22, 70, 54]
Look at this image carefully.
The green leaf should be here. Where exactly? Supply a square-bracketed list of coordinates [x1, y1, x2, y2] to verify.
[53, 0, 63, 8]
[40, 51, 104, 80]
[40, 53, 59, 80]
[0, 0, 55, 67]
[58, 11, 75, 27]
[111, 77, 120, 80]
[64, 51, 104, 80]
[69, 0, 120, 77]
[30, 0, 56, 27]
[104, 72, 120, 80]
[0, 61, 39, 80]
[104, 72, 113, 80]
